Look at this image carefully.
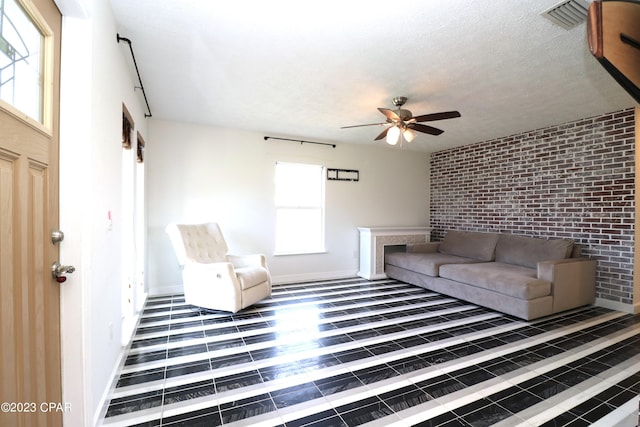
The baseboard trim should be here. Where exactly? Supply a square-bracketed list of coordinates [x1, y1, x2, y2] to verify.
[595, 297, 636, 314]
[94, 293, 149, 426]
[150, 271, 360, 295]
[151, 284, 640, 314]
[271, 270, 358, 285]
[149, 284, 184, 297]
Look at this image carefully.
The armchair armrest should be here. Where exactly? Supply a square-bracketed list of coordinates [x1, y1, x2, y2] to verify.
[228, 254, 268, 269]
[407, 242, 440, 253]
[537, 258, 596, 312]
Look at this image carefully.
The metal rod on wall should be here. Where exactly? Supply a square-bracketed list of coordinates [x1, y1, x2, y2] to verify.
[117, 33, 152, 118]
[264, 136, 336, 148]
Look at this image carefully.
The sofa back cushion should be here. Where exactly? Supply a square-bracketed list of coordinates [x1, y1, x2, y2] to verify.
[495, 234, 574, 268]
[438, 230, 499, 261]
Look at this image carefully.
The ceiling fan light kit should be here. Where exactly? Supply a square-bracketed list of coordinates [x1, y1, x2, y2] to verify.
[386, 126, 400, 145]
[403, 129, 416, 143]
[341, 96, 461, 146]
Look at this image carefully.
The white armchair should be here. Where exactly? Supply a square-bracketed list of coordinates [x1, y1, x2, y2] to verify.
[166, 223, 272, 313]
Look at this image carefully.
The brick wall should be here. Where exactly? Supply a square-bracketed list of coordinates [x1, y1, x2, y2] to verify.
[430, 108, 635, 306]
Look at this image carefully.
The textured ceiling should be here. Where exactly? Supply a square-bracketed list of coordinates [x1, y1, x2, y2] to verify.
[109, 0, 636, 152]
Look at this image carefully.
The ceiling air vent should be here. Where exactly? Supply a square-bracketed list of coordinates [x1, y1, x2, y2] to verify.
[541, 0, 589, 30]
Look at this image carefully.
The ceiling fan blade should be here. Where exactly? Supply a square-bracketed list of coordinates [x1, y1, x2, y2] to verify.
[340, 122, 387, 129]
[412, 111, 461, 122]
[410, 123, 445, 135]
[378, 108, 400, 122]
[374, 127, 390, 141]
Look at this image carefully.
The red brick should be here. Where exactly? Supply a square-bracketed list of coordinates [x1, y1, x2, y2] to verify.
[431, 108, 635, 304]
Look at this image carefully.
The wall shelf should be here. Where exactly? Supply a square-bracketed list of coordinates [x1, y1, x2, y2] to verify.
[327, 168, 359, 181]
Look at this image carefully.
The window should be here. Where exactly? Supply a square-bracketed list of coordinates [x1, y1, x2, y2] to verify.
[275, 162, 325, 254]
[0, 0, 45, 122]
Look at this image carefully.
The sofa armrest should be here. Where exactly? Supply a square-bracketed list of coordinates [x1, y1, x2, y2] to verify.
[407, 242, 440, 253]
[537, 258, 596, 312]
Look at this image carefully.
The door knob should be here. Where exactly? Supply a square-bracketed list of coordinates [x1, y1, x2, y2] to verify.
[52, 261, 75, 283]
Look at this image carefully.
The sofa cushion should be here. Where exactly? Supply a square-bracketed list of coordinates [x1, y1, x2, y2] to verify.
[495, 234, 574, 269]
[385, 252, 481, 277]
[438, 230, 499, 262]
[439, 262, 551, 300]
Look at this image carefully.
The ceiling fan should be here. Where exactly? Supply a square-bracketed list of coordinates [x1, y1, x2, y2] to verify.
[341, 96, 461, 145]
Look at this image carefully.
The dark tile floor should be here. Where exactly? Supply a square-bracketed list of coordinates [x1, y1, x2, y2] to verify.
[100, 278, 640, 426]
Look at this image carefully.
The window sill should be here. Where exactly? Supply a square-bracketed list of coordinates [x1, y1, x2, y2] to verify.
[274, 250, 327, 256]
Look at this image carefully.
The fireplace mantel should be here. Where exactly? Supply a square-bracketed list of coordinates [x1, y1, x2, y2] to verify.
[357, 226, 431, 280]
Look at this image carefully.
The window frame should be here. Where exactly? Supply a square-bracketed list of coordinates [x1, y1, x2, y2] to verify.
[0, 0, 53, 133]
[274, 161, 326, 255]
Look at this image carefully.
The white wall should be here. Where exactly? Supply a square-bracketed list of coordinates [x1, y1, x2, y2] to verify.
[147, 120, 430, 294]
[58, 0, 148, 425]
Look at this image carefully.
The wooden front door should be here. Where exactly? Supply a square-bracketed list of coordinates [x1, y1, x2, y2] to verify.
[0, 0, 62, 425]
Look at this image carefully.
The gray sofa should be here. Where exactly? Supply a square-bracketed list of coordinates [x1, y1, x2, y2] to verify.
[385, 230, 596, 320]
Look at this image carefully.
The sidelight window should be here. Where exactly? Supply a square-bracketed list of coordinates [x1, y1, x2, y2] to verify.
[0, 0, 44, 123]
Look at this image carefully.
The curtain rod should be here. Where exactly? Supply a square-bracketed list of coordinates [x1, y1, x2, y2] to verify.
[117, 33, 152, 118]
[264, 136, 336, 148]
